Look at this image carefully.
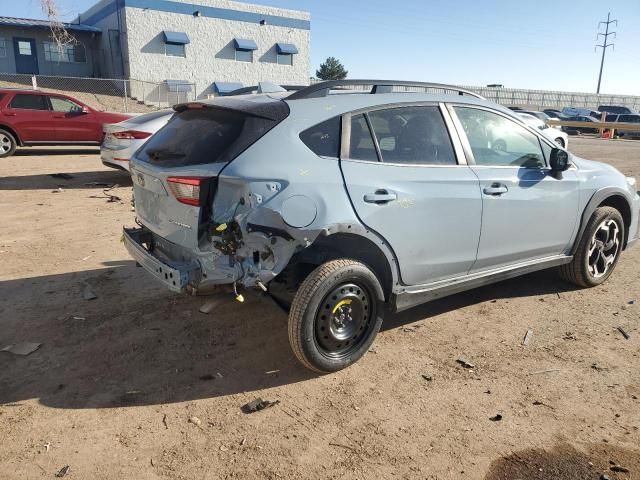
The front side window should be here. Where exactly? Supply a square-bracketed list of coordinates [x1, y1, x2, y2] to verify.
[9, 94, 49, 110]
[235, 49, 253, 62]
[454, 107, 546, 168]
[277, 53, 293, 66]
[50, 97, 83, 113]
[0, 38, 7, 57]
[165, 43, 186, 57]
[43, 42, 86, 63]
[367, 106, 457, 165]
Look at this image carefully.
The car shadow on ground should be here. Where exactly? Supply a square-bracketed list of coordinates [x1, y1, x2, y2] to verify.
[0, 265, 576, 410]
[14, 148, 100, 156]
[0, 170, 132, 190]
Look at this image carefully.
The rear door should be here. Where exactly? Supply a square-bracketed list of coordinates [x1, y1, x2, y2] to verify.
[48, 96, 101, 142]
[340, 104, 482, 286]
[450, 105, 580, 272]
[4, 93, 56, 142]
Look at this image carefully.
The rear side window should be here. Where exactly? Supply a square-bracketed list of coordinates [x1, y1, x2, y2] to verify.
[10, 94, 49, 110]
[368, 106, 456, 165]
[348, 114, 378, 161]
[137, 107, 280, 167]
[300, 116, 340, 158]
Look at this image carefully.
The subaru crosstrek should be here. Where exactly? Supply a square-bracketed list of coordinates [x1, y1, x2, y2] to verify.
[123, 80, 640, 373]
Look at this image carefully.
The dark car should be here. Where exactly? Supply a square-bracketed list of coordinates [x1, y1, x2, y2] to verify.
[614, 114, 640, 138]
[0, 88, 130, 158]
[543, 110, 570, 120]
[598, 105, 635, 115]
[562, 115, 602, 135]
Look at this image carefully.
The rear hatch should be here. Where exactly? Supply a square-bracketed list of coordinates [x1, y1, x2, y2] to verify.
[130, 96, 290, 250]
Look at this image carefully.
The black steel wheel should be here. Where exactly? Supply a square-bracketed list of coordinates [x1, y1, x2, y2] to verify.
[288, 259, 385, 373]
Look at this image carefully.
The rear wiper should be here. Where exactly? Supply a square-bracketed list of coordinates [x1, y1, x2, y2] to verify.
[147, 149, 186, 161]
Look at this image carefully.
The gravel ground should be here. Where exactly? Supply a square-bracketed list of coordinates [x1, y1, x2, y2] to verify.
[0, 137, 638, 479]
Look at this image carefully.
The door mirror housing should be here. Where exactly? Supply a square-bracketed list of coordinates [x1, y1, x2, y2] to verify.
[550, 148, 570, 172]
[81, 106, 91, 114]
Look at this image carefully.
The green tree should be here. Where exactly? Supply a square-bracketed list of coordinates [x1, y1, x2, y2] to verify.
[316, 57, 348, 81]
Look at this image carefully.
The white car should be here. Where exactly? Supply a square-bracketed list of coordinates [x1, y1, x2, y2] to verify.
[101, 110, 173, 171]
[516, 112, 568, 149]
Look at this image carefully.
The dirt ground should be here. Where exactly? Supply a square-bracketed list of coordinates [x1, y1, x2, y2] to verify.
[1, 138, 639, 480]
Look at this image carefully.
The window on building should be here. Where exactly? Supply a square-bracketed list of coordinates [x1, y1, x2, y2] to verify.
[165, 43, 186, 57]
[0, 38, 7, 58]
[235, 49, 253, 63]
[43, 42, 86, 63]
[10, 94, 49, 111]
[277, 53, 293, 66]
[17, 41, 32, 56]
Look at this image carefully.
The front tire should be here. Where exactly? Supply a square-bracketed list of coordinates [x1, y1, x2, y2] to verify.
[288, 259, 385, 373]
[559, 206, 624, 287]
[555, 137, 565, 148]
[0, 129, 17, 158]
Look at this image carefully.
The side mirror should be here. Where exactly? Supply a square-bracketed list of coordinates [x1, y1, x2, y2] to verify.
[81, 106, 90, 114]
[550, 148, 570, 172]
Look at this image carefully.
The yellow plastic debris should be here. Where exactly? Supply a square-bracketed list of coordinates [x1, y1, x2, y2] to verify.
[216, 223, 228, 232]
[235, 294, 245, 303]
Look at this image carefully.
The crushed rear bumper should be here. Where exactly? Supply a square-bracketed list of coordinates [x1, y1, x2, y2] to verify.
[122, 227, 191, 293]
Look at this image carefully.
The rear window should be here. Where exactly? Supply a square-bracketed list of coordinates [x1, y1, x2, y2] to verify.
[299, 116, 341, 158]
[137, 107, 282, 167]
[10, 94, 49, 110]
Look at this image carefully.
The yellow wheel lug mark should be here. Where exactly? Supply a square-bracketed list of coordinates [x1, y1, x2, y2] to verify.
[332, 299, 352, 315]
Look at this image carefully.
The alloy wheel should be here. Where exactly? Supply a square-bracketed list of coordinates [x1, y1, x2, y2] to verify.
[0, 133, 11, 154]
[587, 219, 621, 278]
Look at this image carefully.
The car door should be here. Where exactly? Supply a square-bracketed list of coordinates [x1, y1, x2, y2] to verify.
[4, 93, 56, 142]
[450, 105, 581, 272]
[340, 104, 482, 286]
[48, 96, 100, 142]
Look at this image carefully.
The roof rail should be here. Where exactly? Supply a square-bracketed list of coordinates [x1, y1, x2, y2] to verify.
[286, 80, 484, 101]
[228, 84, 306, 96]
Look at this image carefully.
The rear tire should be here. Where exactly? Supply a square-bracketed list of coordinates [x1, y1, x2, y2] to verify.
[559, 206, 624, 287]
[288, 259, 384, 373]
[0, 129, 17, 158]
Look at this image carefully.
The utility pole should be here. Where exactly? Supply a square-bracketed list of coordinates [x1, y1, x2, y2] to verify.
[596, 12, 617, 94]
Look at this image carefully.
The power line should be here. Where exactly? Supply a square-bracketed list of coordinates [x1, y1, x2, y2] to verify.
[595, 12, 617, 94]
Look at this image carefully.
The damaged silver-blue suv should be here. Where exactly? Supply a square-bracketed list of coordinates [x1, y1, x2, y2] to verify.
[123, 80, 640, 373]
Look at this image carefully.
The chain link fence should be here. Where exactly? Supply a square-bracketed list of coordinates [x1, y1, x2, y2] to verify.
[1, 73, 638, 113]
[0, 73, 196, 113]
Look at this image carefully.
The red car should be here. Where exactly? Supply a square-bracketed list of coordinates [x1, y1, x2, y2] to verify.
[0, 88, 130, 158]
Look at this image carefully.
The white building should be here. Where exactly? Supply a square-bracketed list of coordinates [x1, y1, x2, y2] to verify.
[76, 0, 311, 100]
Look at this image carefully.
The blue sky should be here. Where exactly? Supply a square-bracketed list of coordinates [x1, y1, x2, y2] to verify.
[7, 0, 640, 94]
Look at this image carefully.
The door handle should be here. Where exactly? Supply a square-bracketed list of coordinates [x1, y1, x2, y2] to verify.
[483, 183, 508, 196]
[364, 189, 397, 204]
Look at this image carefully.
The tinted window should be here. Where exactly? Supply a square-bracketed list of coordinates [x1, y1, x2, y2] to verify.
[10, 94, 49, 110]
[455, 107, 545, 168]
[137, 108, 281, 167]
[366, 106, 456, 165]
[165, 43, 185, 57]
[50, 97, 83, 113]
[348, 114, 378, 161]
[235, 49, 253, 62]
[300, 116, 341, 158]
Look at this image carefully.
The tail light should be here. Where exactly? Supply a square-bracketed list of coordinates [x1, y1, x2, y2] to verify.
[167, 177, 207, 207]
[112, 130, 152, 140]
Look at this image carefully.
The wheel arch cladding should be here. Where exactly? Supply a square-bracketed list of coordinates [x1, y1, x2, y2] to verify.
[0, 124, 21, 145]
[301, 233, 393, 301]
[598, 194, 632, 247]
